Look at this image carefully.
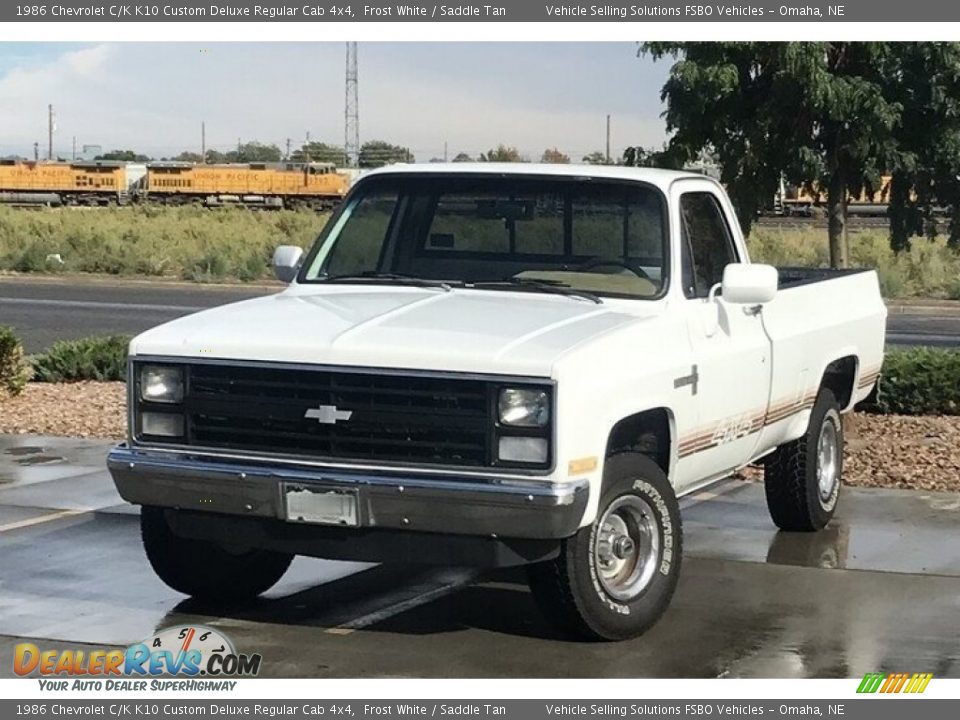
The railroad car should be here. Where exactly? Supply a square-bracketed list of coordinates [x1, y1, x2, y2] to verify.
[0, 160, 142, 206]
[144, 162, 349, 209]
[774, 176, 895, 217]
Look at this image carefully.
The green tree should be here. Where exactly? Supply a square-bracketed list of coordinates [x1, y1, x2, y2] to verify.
[581, 151, 610, 165]
[643, 42, 902, 267]
[541, 147, 570, 164]
[95, 149, 150, 162]
[291, 142, 346, 165]
[452, 152, 474, 163]
[227, 141, 282, 163]
[359, 140, 413, 168]
[880, 43, 960, 251]
[174, 151, 203, 163]
[479, 145, 523, 162]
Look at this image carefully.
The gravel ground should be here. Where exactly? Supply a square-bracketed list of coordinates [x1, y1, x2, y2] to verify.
[0, 382, 126, 439]
[1, 383, 958, 492]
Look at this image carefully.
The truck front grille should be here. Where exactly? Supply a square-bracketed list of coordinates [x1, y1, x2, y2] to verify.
[180, 363, 492, 467]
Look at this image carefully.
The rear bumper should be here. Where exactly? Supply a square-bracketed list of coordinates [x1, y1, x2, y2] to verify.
[107, 444, 589, 541]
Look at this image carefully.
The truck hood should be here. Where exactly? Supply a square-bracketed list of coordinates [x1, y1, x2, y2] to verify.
[130, 285, 653, 376]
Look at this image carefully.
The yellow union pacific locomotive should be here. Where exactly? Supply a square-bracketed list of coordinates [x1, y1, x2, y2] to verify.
[0, 159, 350, 209]
[0, 159, 136, 206]
[144, 161, 349, 209]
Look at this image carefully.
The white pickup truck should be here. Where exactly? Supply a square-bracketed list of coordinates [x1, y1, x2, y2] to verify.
[108, 164, 886, 640]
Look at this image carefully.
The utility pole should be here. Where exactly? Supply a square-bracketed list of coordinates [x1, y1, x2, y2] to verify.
[48, 104, 54, 160]
[201, 121, 206, 163]
[444, 141, 448, 163]
[605, 114, 611, 165]
[72, 136, 76, 161]
[33, 142, 39, 162]
[285, 138, 291, 160]
[345, 42, 360, 167]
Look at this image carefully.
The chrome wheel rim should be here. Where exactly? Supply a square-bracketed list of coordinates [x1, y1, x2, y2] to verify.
[817, 415, 840, 504]
[593, 495, 660, 601]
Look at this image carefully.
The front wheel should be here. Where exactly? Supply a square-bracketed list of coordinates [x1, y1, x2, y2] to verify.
[764, 388, 843, 531]
[527, 454, 682, 641]
[141, 506, 293, 602]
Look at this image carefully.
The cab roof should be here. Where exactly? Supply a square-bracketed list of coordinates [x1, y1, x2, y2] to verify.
[360, 162, 709, 192]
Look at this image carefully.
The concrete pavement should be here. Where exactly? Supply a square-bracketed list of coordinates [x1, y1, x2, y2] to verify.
[1, 433, 958, 678]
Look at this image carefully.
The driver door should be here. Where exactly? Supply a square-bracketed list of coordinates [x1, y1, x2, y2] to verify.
[675, 187, 772, 489]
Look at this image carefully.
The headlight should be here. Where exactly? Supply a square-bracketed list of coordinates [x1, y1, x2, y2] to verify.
[498, 388, 550, 427]
[141, 365, 183, 404]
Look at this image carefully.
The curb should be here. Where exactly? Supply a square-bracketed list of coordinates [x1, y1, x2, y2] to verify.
[887, 302, 960, 317]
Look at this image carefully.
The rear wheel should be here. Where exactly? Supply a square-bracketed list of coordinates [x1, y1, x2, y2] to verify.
[764, 388, 843, 531]
[527, 454, 682, 641]
[141, 506, 293, 602]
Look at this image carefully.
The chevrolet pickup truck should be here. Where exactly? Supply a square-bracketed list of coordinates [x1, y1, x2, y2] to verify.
[108, 164, 886, 641]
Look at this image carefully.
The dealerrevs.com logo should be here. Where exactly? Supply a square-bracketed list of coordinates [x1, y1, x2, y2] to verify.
[14, 625, 261, 688]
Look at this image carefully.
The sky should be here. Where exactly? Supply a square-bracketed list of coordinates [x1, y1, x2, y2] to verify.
[0, 42, 671, 162]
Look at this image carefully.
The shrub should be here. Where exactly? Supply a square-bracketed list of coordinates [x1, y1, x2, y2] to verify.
[0, 326, 31, 396]
[864, 347, 960, 416]
[31, 335, 131, 383]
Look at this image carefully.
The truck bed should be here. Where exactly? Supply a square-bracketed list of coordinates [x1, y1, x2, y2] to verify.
[777, 266, 874, 290]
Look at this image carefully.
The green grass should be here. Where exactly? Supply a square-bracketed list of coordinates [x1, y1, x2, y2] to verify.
[0, 206, 328, 283]
[1, 206, 958, 297]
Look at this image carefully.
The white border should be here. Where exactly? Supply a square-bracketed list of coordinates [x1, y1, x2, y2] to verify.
[2, 677, 958, 699]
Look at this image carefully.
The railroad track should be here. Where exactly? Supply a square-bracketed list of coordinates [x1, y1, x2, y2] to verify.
[756, 215, 893, 229]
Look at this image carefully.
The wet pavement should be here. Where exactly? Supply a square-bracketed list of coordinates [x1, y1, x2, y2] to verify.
[1, 433, 958, 678]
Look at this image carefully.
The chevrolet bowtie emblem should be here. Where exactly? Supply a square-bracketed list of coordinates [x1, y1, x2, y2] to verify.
[304, 405, 353, 424]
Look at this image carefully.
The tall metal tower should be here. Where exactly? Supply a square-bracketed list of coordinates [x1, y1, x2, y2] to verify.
[344, 42, 360, 168]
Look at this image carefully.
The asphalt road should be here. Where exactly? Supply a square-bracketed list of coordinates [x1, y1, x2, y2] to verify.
[1, 435, 958, 678]
[0, 276, 957, 352]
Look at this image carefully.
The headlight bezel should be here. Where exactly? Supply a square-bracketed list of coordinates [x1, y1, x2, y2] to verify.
[492, 384, 554, 470]
[134, 363, 186, 442]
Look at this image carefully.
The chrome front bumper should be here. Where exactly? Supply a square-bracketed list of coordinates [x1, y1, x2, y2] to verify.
[107, 444, 589, 540]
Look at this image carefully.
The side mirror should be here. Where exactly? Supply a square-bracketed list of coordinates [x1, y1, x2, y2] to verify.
[721, 263, 778, 305]
[272, 245, 304, 283]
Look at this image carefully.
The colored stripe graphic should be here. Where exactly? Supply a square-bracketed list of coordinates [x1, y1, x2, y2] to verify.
[857, 673, 885, 693]
[857, 672, 932, 694]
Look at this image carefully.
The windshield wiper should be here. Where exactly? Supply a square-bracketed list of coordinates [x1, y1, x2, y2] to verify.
[319, 272, 461, 291]
[472, 277, 603, 304]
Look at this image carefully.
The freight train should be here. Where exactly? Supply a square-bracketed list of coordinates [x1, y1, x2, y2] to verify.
[0, 159, 351, 209]
[771, 175, 894, 217]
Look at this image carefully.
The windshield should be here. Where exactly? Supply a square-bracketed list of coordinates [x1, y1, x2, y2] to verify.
[300, 174, 669, 299]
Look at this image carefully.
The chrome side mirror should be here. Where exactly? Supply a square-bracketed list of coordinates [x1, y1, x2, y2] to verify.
[272, 245, 304, 284]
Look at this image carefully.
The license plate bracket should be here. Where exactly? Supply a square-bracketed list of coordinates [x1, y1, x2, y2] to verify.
[283, 484, 359, 526]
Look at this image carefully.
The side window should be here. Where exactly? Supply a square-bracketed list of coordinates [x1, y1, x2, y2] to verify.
[322, 190, 398, 276]
[679, 192, 739, 299]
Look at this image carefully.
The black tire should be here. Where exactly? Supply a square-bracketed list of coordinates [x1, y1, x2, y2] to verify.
[141, 506, 293, 602]
[764, 388, 843, 531]
[527, 454, 682, 641]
